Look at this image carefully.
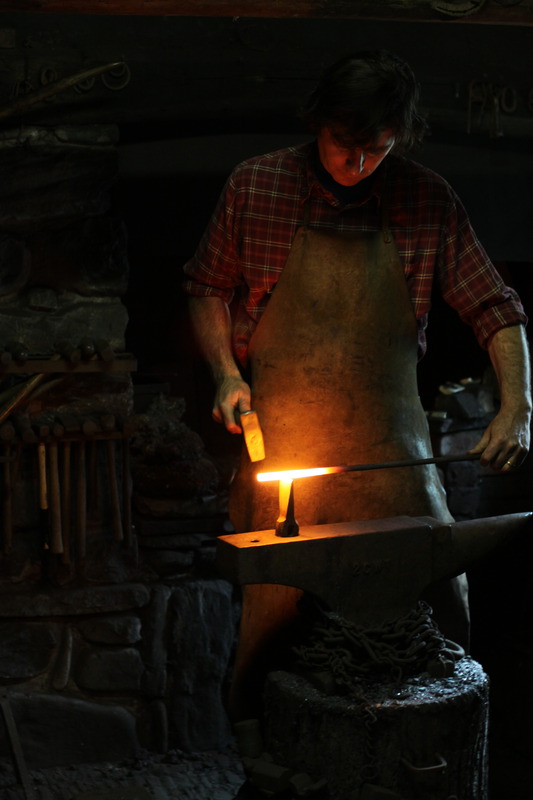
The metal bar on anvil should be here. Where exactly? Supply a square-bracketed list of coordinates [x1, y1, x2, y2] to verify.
[217, 512, 532, 627]
[257, 452, 481, 482]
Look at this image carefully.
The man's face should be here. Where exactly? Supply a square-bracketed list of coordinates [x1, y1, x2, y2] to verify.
[316, 127, 396, 186]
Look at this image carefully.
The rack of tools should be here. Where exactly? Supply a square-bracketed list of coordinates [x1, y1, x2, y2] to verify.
[0, 342, 137, 570]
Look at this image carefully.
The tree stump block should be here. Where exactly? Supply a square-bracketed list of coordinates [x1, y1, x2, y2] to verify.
[263, 658, 489, 799]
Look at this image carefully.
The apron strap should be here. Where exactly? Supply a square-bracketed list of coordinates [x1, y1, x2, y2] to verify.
[302, 199, 311, 229]
[380, 164, 392, 244]
[302, 163, 392, 243]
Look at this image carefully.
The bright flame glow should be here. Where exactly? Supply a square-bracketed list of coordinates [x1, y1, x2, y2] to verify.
[257, 467, 335, 482]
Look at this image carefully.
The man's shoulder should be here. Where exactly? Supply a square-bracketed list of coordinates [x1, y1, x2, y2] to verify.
[231, 141, 312, 177]
[386, 154, 456, 202]
[388, 154, 452, 188]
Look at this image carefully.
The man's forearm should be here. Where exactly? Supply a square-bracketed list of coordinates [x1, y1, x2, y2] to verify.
[471, 324, 531, 470]
[188, 296, 241, 383]
[488, 324, 532, 416]
[188, 295, 251, 432]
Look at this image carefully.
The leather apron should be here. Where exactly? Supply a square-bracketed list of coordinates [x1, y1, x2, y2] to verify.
[229, 210, 453, 532]
[227, 201, 468, 720]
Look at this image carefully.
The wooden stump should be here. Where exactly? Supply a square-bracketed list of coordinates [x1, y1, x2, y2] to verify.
[263, 658, 489, 799]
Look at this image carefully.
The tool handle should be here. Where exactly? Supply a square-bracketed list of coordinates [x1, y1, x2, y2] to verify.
[48, 441, 63, 555]
[239, 410, 266, 463]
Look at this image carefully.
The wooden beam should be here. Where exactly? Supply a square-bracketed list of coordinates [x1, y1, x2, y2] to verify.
[0, 0, 532, 26]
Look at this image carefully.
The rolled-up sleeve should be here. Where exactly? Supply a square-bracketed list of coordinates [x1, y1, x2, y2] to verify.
[183, 173, 242, 304]
[436, 190, 527, 349]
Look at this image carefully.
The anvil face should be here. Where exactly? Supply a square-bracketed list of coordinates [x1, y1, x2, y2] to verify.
[217, 512, 532, 627]
[217, 516, 440, 626]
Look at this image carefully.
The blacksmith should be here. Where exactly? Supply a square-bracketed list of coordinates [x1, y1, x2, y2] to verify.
[183, 50, 531, 660]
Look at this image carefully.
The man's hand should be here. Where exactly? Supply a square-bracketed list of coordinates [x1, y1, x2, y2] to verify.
[469, 325, 531, 472]
[469, 406, 530, 471]
[187, 296, 253, 434]
[212, 375, 252, 434]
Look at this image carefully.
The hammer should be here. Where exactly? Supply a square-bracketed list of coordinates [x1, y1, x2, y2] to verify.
[238, 410, 265, 463]
[48, 441, 63, 555]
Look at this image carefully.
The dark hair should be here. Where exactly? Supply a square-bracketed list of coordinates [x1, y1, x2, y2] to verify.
[300, 50, 428, 153]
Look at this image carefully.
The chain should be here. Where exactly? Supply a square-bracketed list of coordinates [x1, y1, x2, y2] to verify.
[293, 599, 454, 693]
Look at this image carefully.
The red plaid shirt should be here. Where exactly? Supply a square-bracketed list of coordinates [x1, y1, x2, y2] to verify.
[183, 142, 526, 367]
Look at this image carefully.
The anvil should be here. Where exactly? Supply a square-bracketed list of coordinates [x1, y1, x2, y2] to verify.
[217, 512, 532, 626]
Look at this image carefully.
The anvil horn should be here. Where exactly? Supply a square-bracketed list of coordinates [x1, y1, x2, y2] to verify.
[431, 511, 533, 582]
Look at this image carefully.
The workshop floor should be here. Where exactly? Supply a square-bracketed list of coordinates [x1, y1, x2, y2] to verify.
[0, 738, 523, 799]
[0, 745, 245, 800]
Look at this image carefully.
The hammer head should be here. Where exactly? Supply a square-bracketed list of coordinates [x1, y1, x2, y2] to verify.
[240, 410, 265, 462]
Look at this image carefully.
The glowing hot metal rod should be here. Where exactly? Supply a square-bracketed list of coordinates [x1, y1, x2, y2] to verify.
[257, 452, 482, 538]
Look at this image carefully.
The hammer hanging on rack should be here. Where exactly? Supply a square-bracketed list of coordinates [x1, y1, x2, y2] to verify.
[47, 441, 63, 555]
[106, 439, 124, 542]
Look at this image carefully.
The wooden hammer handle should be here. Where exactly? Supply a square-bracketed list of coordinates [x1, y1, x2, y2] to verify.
[106, 440, 123, 542]
[76, 441, 87, 560]
[48, 441, 63, 555]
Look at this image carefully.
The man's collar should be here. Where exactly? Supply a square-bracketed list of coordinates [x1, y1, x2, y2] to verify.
[303, 140, 385, 209]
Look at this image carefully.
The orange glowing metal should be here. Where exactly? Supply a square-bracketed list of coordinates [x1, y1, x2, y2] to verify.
[257, 466, 339, 482]
[257, 453, 481, 539]
[257, 452, 481, 483]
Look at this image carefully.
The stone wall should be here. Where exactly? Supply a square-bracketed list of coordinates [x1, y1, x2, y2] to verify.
[0, 122, 239, 771]
[0, 568, 238, 769]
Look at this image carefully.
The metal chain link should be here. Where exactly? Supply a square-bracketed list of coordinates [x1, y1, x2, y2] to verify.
[292, 599, 453, 694]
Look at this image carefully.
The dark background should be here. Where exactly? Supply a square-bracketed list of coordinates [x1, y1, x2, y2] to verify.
[0, 9, 532, 796]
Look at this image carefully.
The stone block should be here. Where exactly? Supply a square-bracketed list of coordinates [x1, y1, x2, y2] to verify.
[0, 583, 151, 618]
[0, 692, 139, 769]
[75, 646, 144, 692]
[249, 759, 292, 793]
[0, 127, 117, 231]
[234, 718, 264, 759]
[79, 615, 142, 645]
[168, 578, 237, 750]
[0, 622, 58, 681]
[140, 585, 171, 699]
